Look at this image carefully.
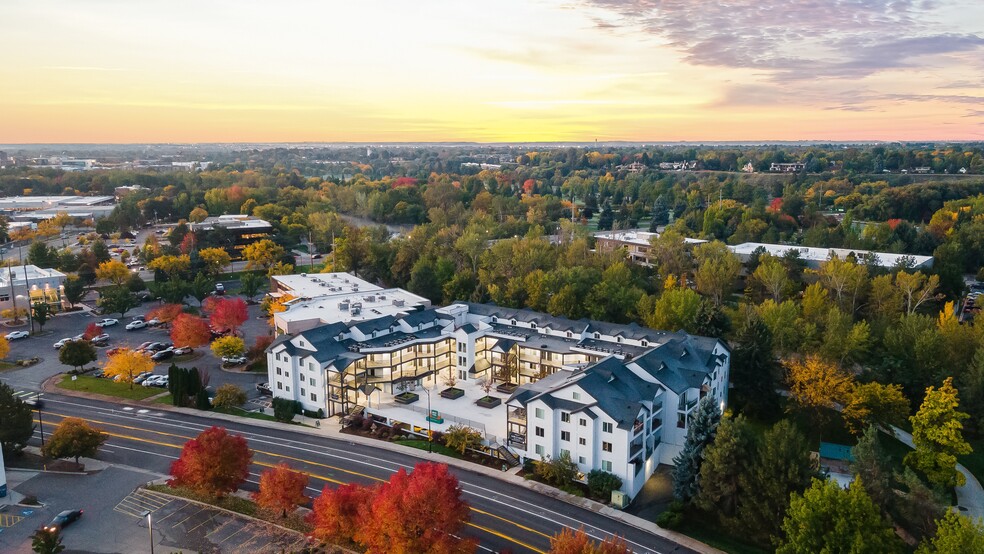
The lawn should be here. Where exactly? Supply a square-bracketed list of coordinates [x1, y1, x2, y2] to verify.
[394, 439, 463, 459]
[212, 405, 282, 423]
[676, 515, 768, 554]
[58, 374, 163, 400]
[0, 361, 17, 371]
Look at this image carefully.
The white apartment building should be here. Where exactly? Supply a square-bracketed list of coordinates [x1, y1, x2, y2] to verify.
[266, 283, 729, 497]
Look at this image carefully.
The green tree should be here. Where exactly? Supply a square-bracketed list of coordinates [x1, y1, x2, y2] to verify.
[211, 336, 246, 358]
[695, 415, 755, 525]
[190, 273, 215, 306]
[849, 426, 894, 512]
[41, 417, 107, 465]
[741, 419, 816, 543]
[729, 314, 781, 417]
[906, 377, 973, 488]
[752, 254, 792, 302]
[648, 229, 691, 280]
[777, 478, 903, 554]
[693, 241, 741, 306]
[97, 286, 138, 318]
[212, 384, 246, 409]
[272, 397, 300, 422]
[31, 301, 50, 332]
[62, 275, 86, 308]
[672, 397, 721, 501]
[533, 451, 579, 488]
[842, 382, 909, 435]
[586, 470, 623, 500]
[585, 262, 643, 323]
[242, 239, 285, 271]
[443, 424, 483, 455]
[239, 271, 263, 302]
[58, 340, 97, 371]
[0, 382, 35, 455]
[31, 528, 65, 554]
[150, 279, 190, 305]
[916, 511, 984, 554]
[639, 286, 701, 332]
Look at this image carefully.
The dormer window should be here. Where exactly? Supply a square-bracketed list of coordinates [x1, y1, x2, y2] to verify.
[566, 331, 572, 338]
[531, 323, 537, 329]
[641, 340, 648, 347]
[617, 337, 622, 343]
[594, 332, 600, 339]
[491, 316, 497, 323]
[511, 319, 517, 326]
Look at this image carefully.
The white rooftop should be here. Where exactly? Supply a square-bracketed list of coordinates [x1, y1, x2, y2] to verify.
[193, 215, 272, 230]
[0, 196, 115, 210]
[0, 265, 67, 286]
[274, 287, 430, 332]
[594, 230, 707, 246]
[728, 242, 934, 268]
[273, 272, 382, 299]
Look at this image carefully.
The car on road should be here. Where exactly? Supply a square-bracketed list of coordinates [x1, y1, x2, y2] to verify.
[53, 337, 77, 349]
[256, 382, 272, 395]
[222, 355, 248, 366]
[126, 319, 147, 330]
[95, 318, 119, 327]
[42, 509, 83, 533]
[151, 349, 174, 361]
[5, 330, 29, 340]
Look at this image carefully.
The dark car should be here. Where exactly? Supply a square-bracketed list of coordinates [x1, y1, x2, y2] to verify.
[43, 509, 83, 533]
[256, 382, 272, 396]
[151, 349, 174, 362]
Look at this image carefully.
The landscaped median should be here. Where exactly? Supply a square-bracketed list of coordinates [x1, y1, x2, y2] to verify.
[57, 374, 164, 401]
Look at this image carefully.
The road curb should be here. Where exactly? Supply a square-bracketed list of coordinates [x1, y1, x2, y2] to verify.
[41, 381, 722, 554]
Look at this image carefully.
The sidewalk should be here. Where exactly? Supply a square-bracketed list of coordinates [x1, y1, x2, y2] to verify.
[891, 426, 984, 520]
[44, 377, 723, 554]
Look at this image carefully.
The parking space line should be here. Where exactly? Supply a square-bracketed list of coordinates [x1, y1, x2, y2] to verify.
[153, 503, 186, 524]
[0, 513, 25, 527]
[204, 519, 233, 538]
[172, 506, 208, 528]
[216, 524, 246, 544]
[186, 512, 218, 533]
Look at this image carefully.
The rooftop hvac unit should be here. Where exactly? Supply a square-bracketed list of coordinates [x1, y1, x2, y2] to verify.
[366, 295, 376, 302]
[320, 282, 328, 287]
[379, 295, 386, 300]
[351, 307, 361, 316]
[301, 273, 307, 277]
[338, 301, 350, 311]
[393, 299, 405, 307]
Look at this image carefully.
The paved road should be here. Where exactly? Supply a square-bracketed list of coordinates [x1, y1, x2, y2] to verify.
[21, 391, 694, 554]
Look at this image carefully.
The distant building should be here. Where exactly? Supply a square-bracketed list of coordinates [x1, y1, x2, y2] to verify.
[913, 167, 932, 174]
[114, 185, 150, 198]
[616, 161, 647, 173]
[0, 195, 116, 221]
[769, 162, 805, 173]
[594, 230, 706, 267]
[190, 215, 273, 259]
[742, 162, 755, 173]
[728, 242, 933, 270]
[0, 265, 67, 313]
[658, 161, 697, 171]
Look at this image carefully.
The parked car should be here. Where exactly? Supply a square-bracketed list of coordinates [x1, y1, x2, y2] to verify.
[256, 382, 272, 395]
[90, 369, 104, 378]
[151, 349, 174, 361]
[145, 342, 167, 352]
[172, 346, 193, 356]
[53, 337, 76, 349]
[133, 372, 154, 384]
[145, 318, 162, 327]
[42, 509, 83, 534]
[5, 330, 29, 340]
[222, 355, 248, 366]
[106, 347, 125, 356]
[142, 375, 165, 387]
[91, 334, 110, 346]
[215, 283, 225, 295]
[95, 318, 119, 328]
[126, 320, 147, 330]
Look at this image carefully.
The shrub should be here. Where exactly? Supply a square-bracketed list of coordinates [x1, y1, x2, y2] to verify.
[587, 469, 623, 500]
[272, 398, 300, 422]
[655, 500, 686, 529]
[212, 384, 247, 409]
[533, 452, 579, 487]
[361, 415, 374, 431]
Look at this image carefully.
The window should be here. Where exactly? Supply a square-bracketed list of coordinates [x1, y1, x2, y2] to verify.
[579, 456, 586, 464]
[301, 388, 306, 396]
[579, 437, 586, 446]
[309, 362, 315, 370]
[602, 442, 613, 452]
[276, 367, 282, 376]
[531, 322, 537, 329]
[603, 422, 613, 433]
[491, 316, 497, 323]
[601, 460, 613, 472]
[594, 332, 600, 339]
[560, 412, 570, 423]
[580, 418, 587, 427]
[284, 371, 290, 378]
[617, 337, 622, 343]
[511, 319, 517, 326]
[535, 408, 544, 419]
[573, 392, 581, 401]
[641, 340, 648, 347]
[277, 381, 283, 390]
[458, 370, 467, 380]
[677, 413, 687, 428]
[309, 378, 315, 386]
[285, 386, 290, 392]
[535, 444, 545, 456]
[458, 356, 466, 366]
[561, 431, 570, 442]
[310, 393, 317, 401]
[566, 331, 572, 338]
[560, 448, 570, 458]
[535, 427, 545, 437]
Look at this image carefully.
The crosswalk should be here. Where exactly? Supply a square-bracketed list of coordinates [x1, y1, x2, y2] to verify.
[10, 389, 42, 402]
[114, 488, 173, 518]
[0, 512, 25, 528]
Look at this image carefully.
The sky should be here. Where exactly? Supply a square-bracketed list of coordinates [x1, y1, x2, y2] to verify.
[2, 0, 983, 143]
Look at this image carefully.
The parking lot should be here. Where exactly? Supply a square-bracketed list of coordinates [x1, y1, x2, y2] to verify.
[0, 466, 305, 553]
[0, 299, 272, 402]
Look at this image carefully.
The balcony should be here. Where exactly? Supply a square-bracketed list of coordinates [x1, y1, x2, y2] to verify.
[629, 438, 644, 459]
[507, 407, 527, 424]
[633, 420, 644, 435]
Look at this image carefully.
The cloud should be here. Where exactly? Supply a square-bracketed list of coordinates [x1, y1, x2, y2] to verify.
[582, 0, 984, 79]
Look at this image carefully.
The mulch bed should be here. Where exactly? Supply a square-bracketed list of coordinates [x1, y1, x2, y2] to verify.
[6, 451, 84, 472]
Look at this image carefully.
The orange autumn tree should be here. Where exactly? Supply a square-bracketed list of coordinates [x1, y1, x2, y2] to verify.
[147, 303, 184, 325]
[309, 483, 376, 543]
[209, 297, 248, 334]
[549, 527, 631, 554]
[170, 314, 211, 348]
[252, 462, 309, 517]
[355, 462, 475, 554]
[169, 426, 252, 497]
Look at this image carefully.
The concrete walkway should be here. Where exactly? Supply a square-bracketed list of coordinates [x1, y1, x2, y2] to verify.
[890, 426, 984, 520]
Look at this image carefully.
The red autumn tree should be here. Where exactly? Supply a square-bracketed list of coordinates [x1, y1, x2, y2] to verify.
[179, 232, 196, 254]
[355, 462, 475, 554]
[548, 527, 630, 554]
[147, 303, 183, 325]
[209, 297, 248, 334]
[83, 322, 101, 340]
[252, 462, 309, 517]
[308, 482, 376, 543]
[523, 179, 535, 195]
[168, 426, 252, 497]
[170, 313, 211, 348]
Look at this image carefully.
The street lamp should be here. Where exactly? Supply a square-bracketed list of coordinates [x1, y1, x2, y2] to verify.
[422, 385, 433, 453]
[28, 395, 44, 447]
[16, 294, 33, 335]
[141, 510, 155, 554]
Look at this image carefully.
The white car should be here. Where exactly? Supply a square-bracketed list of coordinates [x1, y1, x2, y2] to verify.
[53, 337, 77, 349]
[5, 331, 29, 340]
[145, 318, 162, 327]
[222, 355, 248, 366]
[95, 318, 119, 328]
[125, 320, 147, 331]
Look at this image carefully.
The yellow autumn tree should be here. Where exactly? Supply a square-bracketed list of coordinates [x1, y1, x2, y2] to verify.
[103, 348, 155, 390]
[95, 260, 131, 286]
[785, 354, 855, 431]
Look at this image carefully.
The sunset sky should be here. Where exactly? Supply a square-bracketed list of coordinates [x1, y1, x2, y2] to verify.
[2, 0, 983, 143]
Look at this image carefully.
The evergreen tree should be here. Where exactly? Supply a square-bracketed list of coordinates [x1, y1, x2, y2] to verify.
[597, 202, 615, 231]
[695, 415, 755, 526]
[850, 425, 894, 512]
[672, 397, 721, 501]
[730, 315, 781, 418]
[649, 196, 669, 231]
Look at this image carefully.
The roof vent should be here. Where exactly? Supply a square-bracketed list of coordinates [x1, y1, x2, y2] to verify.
[301, 273, 307, 277]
